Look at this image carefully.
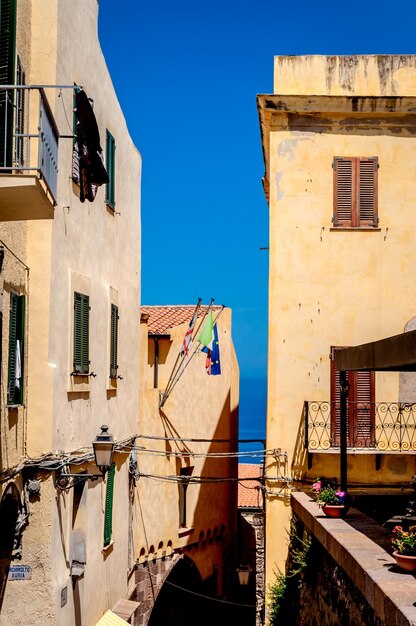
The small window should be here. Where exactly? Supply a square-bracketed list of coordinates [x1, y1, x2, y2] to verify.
[73, 292, 89, 374]
[7, 293, 25, 405]
[103, 463, 115, 547]
[179, 466, 194, 528]
[105, 130, 116, 208]
[333, 157, 378, 228]
[110, 304, 119, 378]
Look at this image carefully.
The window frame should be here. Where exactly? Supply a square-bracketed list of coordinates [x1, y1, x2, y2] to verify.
[105, 129, 116, 209]
[73, 291, 89, 375]
[7, 292, 25, 406]
[332, 156, 379, 228]
[109, 303, 119, 379]
[103, 463, 115, 547]
[330, 347, 375, 448]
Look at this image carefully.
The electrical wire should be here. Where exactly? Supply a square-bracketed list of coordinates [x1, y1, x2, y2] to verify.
[164, 580, 255, 609]
[126, 445, 272, 459]
[135, 472, 265, 484]
[137, 434, 266, 444]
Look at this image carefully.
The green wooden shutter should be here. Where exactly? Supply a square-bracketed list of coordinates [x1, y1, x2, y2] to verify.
[73, 292, 89, 374]
[105, 130, 115, 208]
[103, 463, 115, 546]
[7, 293, 24, 404]
[15, 56, 25, 166]
[0, 0, 17, 168]
[110, 304, 118, 378]
[7, 292, 17, 404]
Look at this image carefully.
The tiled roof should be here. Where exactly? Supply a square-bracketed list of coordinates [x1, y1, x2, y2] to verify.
[141, 305, 222, 335]
[238, 464, 263, 509]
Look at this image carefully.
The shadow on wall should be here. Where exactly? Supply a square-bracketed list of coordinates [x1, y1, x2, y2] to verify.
[291, 403, 308, 481]
[0, 483, 21, 610]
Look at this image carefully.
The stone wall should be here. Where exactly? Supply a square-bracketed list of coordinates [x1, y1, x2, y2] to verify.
[238, 510, 264, 626]
[296, 533, 380, 626]
[130, 554, 180, 625]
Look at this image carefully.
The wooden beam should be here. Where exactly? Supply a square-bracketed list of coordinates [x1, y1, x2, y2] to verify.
[337, 330, 416, 372]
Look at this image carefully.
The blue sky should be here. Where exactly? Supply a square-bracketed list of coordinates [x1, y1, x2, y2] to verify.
[98, 0, 416, 386]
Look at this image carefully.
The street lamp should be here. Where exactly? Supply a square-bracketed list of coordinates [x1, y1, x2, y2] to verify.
[93, 424, 114, 474]
[55, 425, 115, 490]
[236, 564, 252, 586]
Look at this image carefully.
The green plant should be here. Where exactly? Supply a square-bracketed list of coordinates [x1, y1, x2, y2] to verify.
[267, 518, 312, 625]
[312, 478, 346, 507]
[392, 525, 416, 555]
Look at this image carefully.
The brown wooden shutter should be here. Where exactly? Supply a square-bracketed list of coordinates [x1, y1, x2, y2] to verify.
[330, 348, 350, 446]
[333, 158, 353, 226]
[350, 370, 375, 447]
[358, 158, 378, 227]
[330, 347, 375, 447]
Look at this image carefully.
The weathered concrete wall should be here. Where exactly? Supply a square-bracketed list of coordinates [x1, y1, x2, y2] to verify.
[274, 54, 416, 96]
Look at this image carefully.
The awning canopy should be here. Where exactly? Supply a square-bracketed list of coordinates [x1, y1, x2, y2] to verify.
[95, 610, 128, 626]
[336, 330, 416, 372]
[112, 599, 140, 622]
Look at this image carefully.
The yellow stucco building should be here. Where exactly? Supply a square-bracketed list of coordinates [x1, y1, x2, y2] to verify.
[132, 305, 239, 624]
[0, 1, 141, 624]
[258, 55, 416, 587]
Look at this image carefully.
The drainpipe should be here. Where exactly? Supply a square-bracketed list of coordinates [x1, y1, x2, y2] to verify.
[153, 337, 159, 389]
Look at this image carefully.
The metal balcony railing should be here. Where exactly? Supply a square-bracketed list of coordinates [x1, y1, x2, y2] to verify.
[304, 401, 416, 452]
[0, 86, 59, 203]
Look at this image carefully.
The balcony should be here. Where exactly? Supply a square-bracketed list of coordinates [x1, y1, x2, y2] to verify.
[0, 86, 59, 221]
[304, 400, 416, 453]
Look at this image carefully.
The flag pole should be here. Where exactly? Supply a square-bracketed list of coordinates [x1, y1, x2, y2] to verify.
[160, 299, 214, 407]
[159, 298, 202, 408]
[161, 304, 225, 404]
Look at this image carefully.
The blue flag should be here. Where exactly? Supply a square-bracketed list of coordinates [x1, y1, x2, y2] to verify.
[210, 324, 221, 375]
[204, 323, 221, 375]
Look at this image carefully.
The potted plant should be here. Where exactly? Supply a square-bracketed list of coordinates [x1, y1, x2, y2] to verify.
[312, 479, 349, 518]
[391, 525, 416, 572]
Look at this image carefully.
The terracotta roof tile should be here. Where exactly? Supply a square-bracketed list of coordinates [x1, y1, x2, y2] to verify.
[141, 305, 222, 335]
[238, 464, 263, 508]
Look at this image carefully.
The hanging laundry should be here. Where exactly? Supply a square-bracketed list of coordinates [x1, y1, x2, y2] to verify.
[15, 339, 21, 390]
[72, 89, 109, 203]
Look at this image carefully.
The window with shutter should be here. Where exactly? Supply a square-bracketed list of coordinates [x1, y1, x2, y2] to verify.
[333, 157, 378, 228]
[103, 463, 115, 547]
[105, 130, 115, 208]
[15, 56, 25, 167]
[330, 347, 375, 448]
[7, 293, 25, 405]
[73, 292, 89, 374]
[110, 304, 118, 378]
[0, 0, 17, 168]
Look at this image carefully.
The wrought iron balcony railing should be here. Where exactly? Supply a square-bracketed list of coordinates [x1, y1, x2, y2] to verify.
[304, 401, 416, 452]
[0, 86, 58, 203]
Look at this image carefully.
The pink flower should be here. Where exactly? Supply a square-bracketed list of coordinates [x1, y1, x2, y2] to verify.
[393, 526, 403, 533]
[312, 481, 322, 492]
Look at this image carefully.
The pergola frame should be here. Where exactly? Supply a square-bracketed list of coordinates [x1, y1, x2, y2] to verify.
[336, 330, 416, 490]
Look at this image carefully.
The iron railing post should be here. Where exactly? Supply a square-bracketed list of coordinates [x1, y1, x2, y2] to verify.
[304, 401, 309, 449]
[340, 372, 349, 492]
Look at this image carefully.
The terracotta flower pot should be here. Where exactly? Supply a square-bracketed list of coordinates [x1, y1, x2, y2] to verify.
[393, 551, 416, 572]
[321, 504, 348, 518]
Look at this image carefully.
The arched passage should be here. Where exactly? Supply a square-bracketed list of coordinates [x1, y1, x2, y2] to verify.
[0, 483, 21, 610]
[147, 556, 205, 626]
